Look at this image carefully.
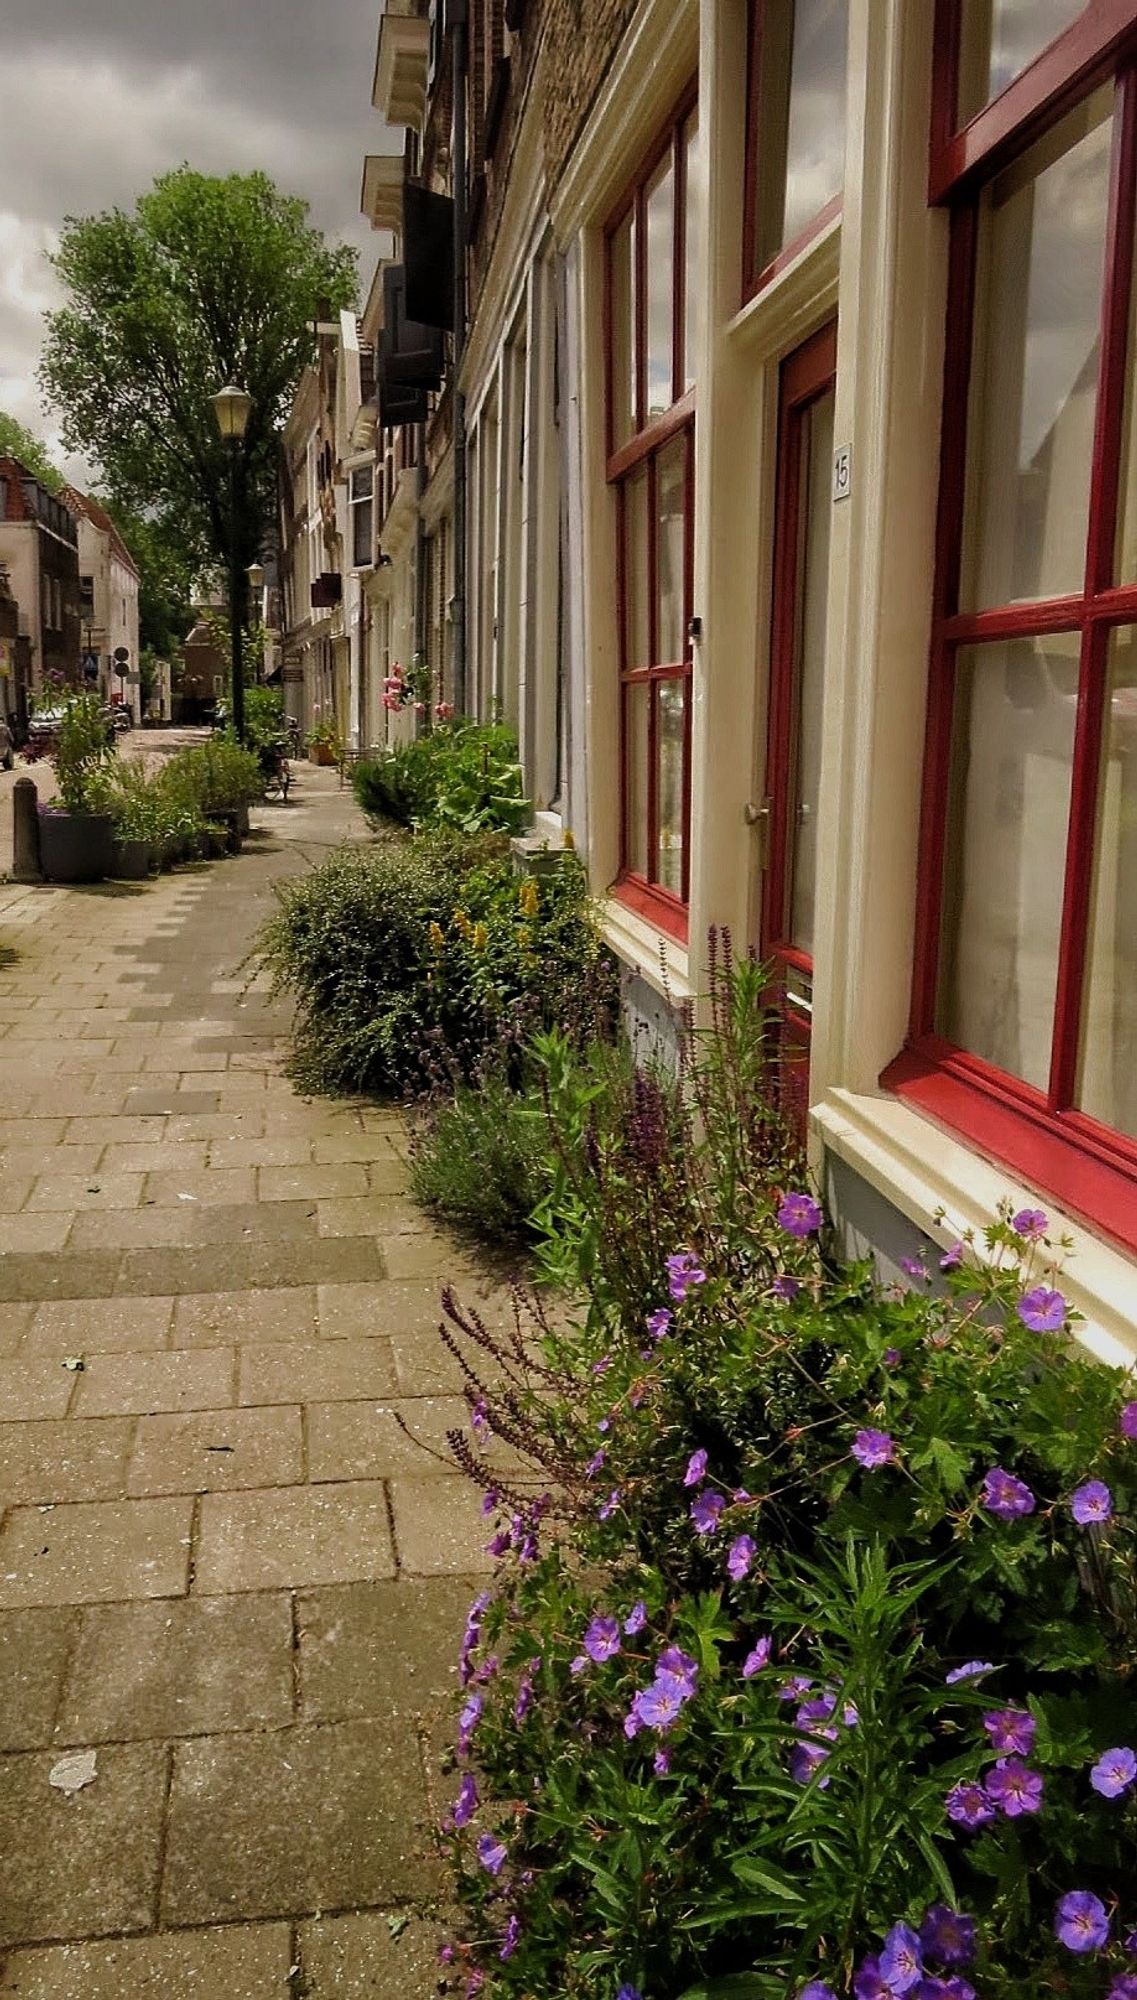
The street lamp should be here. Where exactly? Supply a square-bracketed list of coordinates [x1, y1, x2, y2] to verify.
[209, 382, 254, 743]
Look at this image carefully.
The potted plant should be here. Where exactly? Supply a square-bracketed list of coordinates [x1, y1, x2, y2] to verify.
[107, 759, 161, 878]
[28, 691, 116, 883]
[307, 717, 343, 768]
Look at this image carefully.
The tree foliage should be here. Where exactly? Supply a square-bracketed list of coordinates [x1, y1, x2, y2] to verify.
[0, 411, 62, 492]
[39, 168, 356, 578]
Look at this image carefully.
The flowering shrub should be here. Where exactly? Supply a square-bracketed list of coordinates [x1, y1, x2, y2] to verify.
[428, 953, 1136, 1999]
[353, 721, 530, 834]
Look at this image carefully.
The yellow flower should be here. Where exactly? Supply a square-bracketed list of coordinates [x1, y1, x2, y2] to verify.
[428, 921, 445, 954]
[472, 922, 488, 952]
[518, 877, 539, 920]
[452, 907, 471, 937]
[563, 828, 576, 851]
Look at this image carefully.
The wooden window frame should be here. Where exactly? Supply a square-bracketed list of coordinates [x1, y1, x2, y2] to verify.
[605, 89, 698, 942]
[742, 0, 848, 304]
[887, 4, 1137, 1252]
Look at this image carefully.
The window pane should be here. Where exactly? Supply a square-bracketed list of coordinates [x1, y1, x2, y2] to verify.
[1077, 628, 1137, 1138]
[683, 110, 704, 394]
[957, 0, 1088, 127]
[937, 633, 1080, 1091]
[656, 677, 687, 893]
[610, 209, 636, 448]
[624, 678, 650, 878]
[789, 387, 835, 957]
[645, 153, 675, 419]
[960, 93, 1111, 611]
[1115, 229, 1137, 583]
[623, 468, 650, 670]
[752, 0, 848, 274]
[655, 437, 687, 666]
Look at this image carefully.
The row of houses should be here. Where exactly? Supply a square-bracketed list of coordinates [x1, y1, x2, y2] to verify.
[278, 0, 1137, 1362]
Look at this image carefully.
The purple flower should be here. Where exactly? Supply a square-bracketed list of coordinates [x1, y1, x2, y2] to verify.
[1091, 1746, 1137, 1798]
[586, 1450, 605, 1479]
[499, 1913, 520, 1961]
[666, 1251, 707, 1303]
[779, 1675, 814, 1700]
[901, 1255, 928, 1281]
[481, 1490, 498, 1517]
[920, 1907, 977, 1967]
[985, 1758, 1043, 1817]
[743, 1636, 773, 1677]
[1121, 1401, 1137, 1440]
[945, 1781, 996, 1829]
[727, 1535, 756, 1581]
[1071, 1479, 1113, 1525]
[583, 1615, 621, 1664]
[647, 1307, 673, 1341]
[1017, 1285, 1066, 1333]
[457, 1693, 483, 1755]
[513, 1660, 540, 1724]
[624, 1600, 647, 1636]
[569, 1654, 588, 1676]
[880, 1922, 924, 1993]
[598, 1489, 621, 1521]
[487, 1530, 510, 1558]
[777, 1191, 824, 1237]
[852, 1428, 895, 1470]
[772, 1274, 802, 1301]
[471, 1397, 489, 1436]
[1108, 1979, 1137, 1999]
[653, 1746, 671, 1775]
[592, 1354, 612, 1376]
[476, 1833, 507, 1876]
[617, 1988, 644, 2000]
[800, 1985, 837, 2000]
[656, 1646, 699, 1693]
[983, 1709, 1035, 1757]
[451, 1771, 479, 1828]
[1012, 1206, 1048, 1239]
[598, 1416, 611, 1434]
[630, 1671, 690, 1731]
[940, 1241, 965, 1272]
[854, 1959, 889, 2000]
[684, 1448, 708, 1488]
[980, 1467, 1035, 1519]
[691, 1489, 725, 1536]
[945, 1660, 997, 1685]
[883, 1347, 902, 1367]
[790, 1741, 831, 1786]
[1055, 1890, 1110, 1953]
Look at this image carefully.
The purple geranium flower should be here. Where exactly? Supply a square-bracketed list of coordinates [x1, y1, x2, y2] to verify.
[940, 1240, 965, 1272]
[1091, 1746, 1137, 1798]
[945, 1781, 996, 1830]
[772, 1274, 802, 1301]
[569, 1654, 588, 1676]
[880, 1922, 924, 1993]
[742, 1637, 772, 1678]
[1012, 1206, 1048, 1239]
[684, 1448, 708, 1488]
[854, 1959, 889, 2000]
[1017, 1285, 1066, 1333]
[451, 1771, 479, 1828]
[583, 1615, 621, 1663]
[630, 1671, 690, 1732]
[666, 1251, 707, 1303]
[656, 1645, 699, 1693]
[852, 1428, 895, 1470]
[476, 1833, 507, 1876]
[901, 1255, 928, 1281]
[647, 1307, 673, 1341]
[617, 1988, 644, 2000]
[945, 1660, 997, 1685]
[727, 1535, 756, 1581]
[790, 1741, 831, 1786]
[1071, 1480, 1113, 1525]
[1055, 1890, 1110, 1953]
[624, 1600, 647, 1636]
[586, 1450, 605, 1478]
[691, 1490, 725, 1536]
[983, 1709, 1035, 1757]
[800, 1985, 837, 2000]
[883, 1347, 902, 1367]
[457, 1693, 483, 1755]
[653, 1746, 670, 1776]
[985, 1757, 1043, 1817]
[777, 1191, 824, 1237]
[499, 1913, 520, 1961]
[598, 1489, 621, 1521]
[920, 1907, 977, 1967]
[1121, 1401, 1137, 1440]
[1108, 1979, 1137, 1999]
[981, 1467, 1035, 1519]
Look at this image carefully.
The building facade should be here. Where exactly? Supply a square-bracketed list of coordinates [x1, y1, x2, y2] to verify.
[0, 458, 82, 722]
[59, 489, 143, 724]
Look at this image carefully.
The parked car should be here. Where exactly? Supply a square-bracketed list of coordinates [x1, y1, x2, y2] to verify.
[26, 706, 65, 744]
[109, 702, 133, 734]
[0, 717, 14, 771]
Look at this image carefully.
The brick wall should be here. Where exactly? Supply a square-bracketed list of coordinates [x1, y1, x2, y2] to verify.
[541, 0, 639, 189]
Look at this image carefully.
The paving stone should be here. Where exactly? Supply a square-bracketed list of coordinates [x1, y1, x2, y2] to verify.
[0, 1609, 77, 1750]
[238, 1339, 397, 1407]
[316, 1279, 453, 1345]
[0, 1215, 73, 1255]
[143, 1166, 258, 1206]
[298, 1910, 449, 1998]
[56, 1594, 294, 1742]
[0, 1420, 133, 1507]
[0, 1146, 104, 1182]
[24, 1174, 145, 1213]
[0, 1496, 193, 1607]
[0, 1305, 35, 1358]
[0, 1120, 66, 1148]
[388, 1478, 496, 1577]
[306, 1398, 468, 1484]
[164, 1109, 267, 1142]
[297, 1576, 474, 1723]
[379, 1232, 480, 1281]
[0, 1359, 75, 1422]
[0, 1742, 167, 1945]
[172, 1286, 318, 1348]
[317, 1196, 420, 1239]
[24, 1297, 173, 1356]
[115, 1235, 385, 1300]
[194, 1482, 396, 1593]
[62, 1116, 168, 1147]
[0, 1253, 122, 1305]
[68, 1199, 317, 1251]
[71, 1348, 234, 1419]
[98, 1140, 209, 1174]
[257, 1163, 370, 1203]
[0, 1924, 293, 1999]
[128, 1406, 302, 1495]
[162, 1720, 438, 1925]
[125, 1089, 219, 1117]
[208, 1135, 312, 1169]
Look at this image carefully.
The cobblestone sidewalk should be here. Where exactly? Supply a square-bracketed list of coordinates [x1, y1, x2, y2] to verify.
[0, 766, 497, 1998]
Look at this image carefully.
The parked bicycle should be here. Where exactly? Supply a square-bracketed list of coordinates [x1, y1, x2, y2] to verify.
[259, 738, 291, 802]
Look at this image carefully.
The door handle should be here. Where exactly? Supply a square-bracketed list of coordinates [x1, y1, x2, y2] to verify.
[745, 798, 771, 866]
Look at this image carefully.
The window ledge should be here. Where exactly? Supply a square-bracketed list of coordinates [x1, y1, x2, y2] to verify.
[725, 214, 841, 365]
[601, 895, 692, 1005]
[812, 1087, 1137, 1369]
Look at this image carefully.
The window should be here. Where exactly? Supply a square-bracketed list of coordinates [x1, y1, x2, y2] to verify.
[606, 91, 700, 937]
[744, 0, 850, 298]
[892, 9, 1137, 1250]
[350, 465, 374, 570]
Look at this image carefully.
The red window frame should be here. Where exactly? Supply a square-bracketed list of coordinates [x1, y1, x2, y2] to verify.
[605, 89, 698, 942]
[742, 0, 848, 303]
[885, 3, 1137, 1253]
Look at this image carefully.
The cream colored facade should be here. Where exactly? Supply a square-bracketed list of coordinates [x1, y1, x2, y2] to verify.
[62, 495, 142, 723]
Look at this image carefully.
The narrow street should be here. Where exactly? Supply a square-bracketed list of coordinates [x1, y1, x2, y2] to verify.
[0, 763, 493, 1998]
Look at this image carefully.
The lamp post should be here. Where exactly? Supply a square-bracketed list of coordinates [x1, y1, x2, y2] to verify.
[246, 562, 265, 688]
[209, 382, 254, 743]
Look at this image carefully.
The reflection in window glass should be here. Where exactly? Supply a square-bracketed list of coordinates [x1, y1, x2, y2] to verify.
[751, 0, 848, 275]
[645, 154, 675, 419]
[789, 388, 835, 957]
[957, 0, 1088, 126]
[1115, 238, 1137, 583]
[1078, 628, 1137, 1138]
[624, 680, 650, 878]
[961, 93, 1111, 611]
[683, 111, 704, 395]
[655, 438, 687, 667]
[624, 469, 650, 670]
[657, 679, 686, 893]
[937, 633, 1080, 1091]
[610, 210, 636, 447]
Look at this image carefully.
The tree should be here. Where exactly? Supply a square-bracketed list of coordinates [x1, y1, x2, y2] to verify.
[0, 411, 62, 492]
[40, 168, 356, 580]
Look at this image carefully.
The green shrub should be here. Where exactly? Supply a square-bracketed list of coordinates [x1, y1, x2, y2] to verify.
[353, 721, 530, 834]
[242, 685, 286, 754]
[409, 1068, 548, 1252]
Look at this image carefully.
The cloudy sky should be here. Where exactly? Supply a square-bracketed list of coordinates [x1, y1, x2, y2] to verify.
[0, 0, 393, 480]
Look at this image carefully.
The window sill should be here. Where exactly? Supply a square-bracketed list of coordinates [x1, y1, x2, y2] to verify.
[812, 1086, 1137, 1369]
[601, 892, 691, 1004]
[725, 214, 841, 365]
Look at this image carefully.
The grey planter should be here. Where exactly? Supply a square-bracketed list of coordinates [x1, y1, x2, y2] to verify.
[38, 809, 114, 884]
[110, 837, 150, 881]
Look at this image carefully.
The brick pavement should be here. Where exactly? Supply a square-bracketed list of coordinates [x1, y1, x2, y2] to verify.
[0, 761, 502, 1998]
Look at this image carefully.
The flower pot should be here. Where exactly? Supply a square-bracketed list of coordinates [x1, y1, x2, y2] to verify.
[310, 744, 336, 767]
[110, 836, 150, 881]
[236, 801, 251, 837]
[205, 825, 229, 859]
[38, 809, 114, 884]
[214, 809, 241, 854]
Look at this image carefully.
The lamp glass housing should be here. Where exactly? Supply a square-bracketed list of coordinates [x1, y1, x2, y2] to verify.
[210, 383, 254, 441]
